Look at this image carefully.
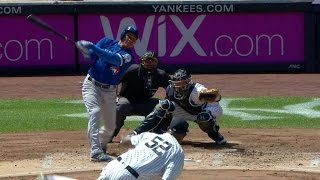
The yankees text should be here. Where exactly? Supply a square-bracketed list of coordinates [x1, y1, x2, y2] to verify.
[152, 4, 234, 13]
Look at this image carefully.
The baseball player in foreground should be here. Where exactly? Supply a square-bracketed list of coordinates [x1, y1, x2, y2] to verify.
[97, 118, 189, 180]
[77, 26, 139, 162]
[131, 69, 227, 145]
[114, 51, 171, 139]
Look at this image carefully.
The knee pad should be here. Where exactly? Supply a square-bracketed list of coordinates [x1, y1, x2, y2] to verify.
[196, 110, 214, 123]
[159, 99, 175, 112]
[196, 110, 216, 133]
[154, 107, 167, 118]
[153, 99, 175, 119]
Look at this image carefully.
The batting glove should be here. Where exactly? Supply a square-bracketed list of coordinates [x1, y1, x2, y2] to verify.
[78, 40, 93, 47]
[76, 40, 93, 59]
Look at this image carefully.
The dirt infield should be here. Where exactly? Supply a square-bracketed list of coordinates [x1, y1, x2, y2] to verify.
[0, 74, 320, 180]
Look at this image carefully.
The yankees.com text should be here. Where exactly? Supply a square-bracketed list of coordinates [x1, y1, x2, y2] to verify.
[0, 39, 53, 61]
[152, 4, 234, 13]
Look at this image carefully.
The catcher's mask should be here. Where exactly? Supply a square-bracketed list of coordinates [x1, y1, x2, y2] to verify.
[170, 69, 192, 99]
[141, 51, 159, 72]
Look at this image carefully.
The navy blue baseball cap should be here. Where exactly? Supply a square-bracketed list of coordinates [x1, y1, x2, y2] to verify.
[169, 118, 189, 134]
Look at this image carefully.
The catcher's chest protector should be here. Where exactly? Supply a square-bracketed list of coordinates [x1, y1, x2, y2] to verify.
[167, 83, 202, 115]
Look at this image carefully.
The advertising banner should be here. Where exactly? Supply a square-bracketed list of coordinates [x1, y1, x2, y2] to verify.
[0, 15, 75, 68]
[78, 13, 304, 66]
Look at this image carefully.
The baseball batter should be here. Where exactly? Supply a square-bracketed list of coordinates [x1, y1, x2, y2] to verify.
[77, 26, 139, 161]
[132, 69, 227, 145]
[97, 118, 188, 180]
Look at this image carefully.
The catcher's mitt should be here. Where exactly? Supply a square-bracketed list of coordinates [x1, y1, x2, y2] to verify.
[199, 88, 221, 103]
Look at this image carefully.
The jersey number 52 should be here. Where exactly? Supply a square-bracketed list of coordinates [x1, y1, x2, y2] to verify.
[145, 136, 172, 156]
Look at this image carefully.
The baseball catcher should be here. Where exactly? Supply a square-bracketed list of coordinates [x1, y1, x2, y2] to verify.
[130, 69, 227, 145]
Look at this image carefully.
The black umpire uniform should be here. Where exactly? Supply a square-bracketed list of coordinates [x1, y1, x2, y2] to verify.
[114, 51, 171, 137]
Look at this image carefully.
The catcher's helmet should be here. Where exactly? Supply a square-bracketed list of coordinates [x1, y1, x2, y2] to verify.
[171, 69, 192, 99]
[141, 51, 159, 72]
[120, 26, 139, 40]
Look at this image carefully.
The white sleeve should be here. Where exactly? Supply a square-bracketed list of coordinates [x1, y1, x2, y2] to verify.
[130, 133, 144, 146]
[191, 83, 223, 121]
[130, 132, 152, 146]
[204, 102, 223, 122]
[161, 154, 184, 180]
[189, 83, 207, 105]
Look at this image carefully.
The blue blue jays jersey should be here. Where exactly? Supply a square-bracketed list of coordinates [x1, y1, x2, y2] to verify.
[88, 37, 134, 85]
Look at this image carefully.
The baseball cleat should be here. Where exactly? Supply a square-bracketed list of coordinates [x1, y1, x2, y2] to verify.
[216, 138, 227, 145]
[214, 132, 227, 145]
[90, 153, 112, 162]
[102, 147, 107, 154]
[100, 143, 107, 154]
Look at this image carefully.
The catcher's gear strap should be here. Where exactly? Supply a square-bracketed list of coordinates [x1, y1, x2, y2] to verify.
[199, 88, 221, 103]
[155, 107, 167, 118]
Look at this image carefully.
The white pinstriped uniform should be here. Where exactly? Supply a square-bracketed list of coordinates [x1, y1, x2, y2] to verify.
[172, 83, 223, 122]
[97, 132, 185, 180]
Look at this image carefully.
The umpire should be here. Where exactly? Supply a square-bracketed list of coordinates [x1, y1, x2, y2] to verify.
[113, 51, 171, 138]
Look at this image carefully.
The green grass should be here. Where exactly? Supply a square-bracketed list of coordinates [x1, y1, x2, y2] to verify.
[221, 96, 320, 128]
[228, 96, 313, 109]
[219, 116, 320, 128]
[314, 106, 320, 111]
[0, 96, 319, 133]
[0, 98, 87, 133]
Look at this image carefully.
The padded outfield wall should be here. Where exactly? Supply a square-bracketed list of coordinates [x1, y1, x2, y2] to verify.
[0, 0, 317, 75]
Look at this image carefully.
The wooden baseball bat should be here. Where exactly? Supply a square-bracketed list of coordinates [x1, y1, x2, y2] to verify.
[27, 14, 75, 45]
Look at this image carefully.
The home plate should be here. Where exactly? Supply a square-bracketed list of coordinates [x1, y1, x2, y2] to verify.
[184, 158, 201, 163]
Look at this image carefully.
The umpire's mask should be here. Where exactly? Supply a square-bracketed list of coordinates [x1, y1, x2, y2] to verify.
[141, 51, 159, 72]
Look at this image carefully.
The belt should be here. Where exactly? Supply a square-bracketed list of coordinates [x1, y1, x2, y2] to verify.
[117, 157, 139, 178]
[87, 76, 116, 89]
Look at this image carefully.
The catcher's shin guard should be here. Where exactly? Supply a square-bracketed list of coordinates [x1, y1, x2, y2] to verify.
[135, 112, 172, 134]
[208, 126, 227, 145]
[197, 119, 227, 145]
[209, 131, 226, 145]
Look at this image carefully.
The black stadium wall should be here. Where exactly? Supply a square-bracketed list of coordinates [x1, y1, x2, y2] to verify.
[0, 0, 319, 75]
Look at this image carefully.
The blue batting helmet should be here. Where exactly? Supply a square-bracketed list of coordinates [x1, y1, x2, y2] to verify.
[120, 26, 139, 40]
